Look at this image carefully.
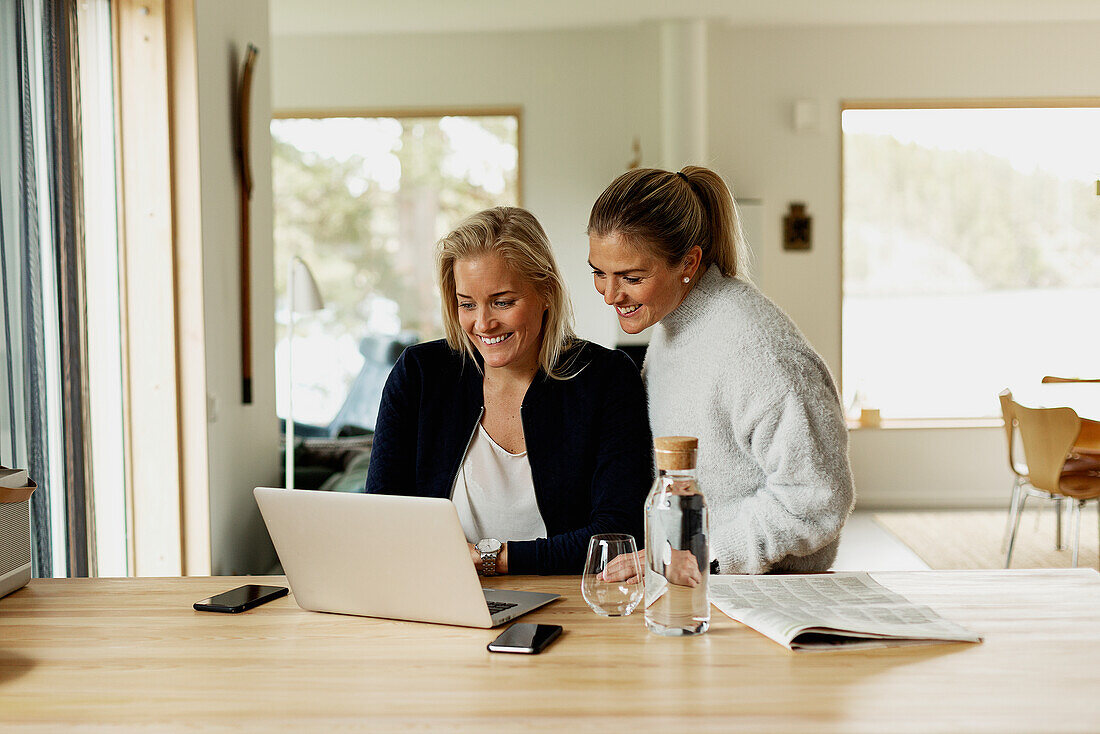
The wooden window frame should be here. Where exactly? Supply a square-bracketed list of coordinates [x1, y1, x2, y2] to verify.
[113, 0, 209, 576]
[271, 107, 524, 207]
[838, 97, 1100, 426]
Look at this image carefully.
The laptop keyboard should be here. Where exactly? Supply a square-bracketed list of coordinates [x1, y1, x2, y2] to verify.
[486, 600, 518, 615]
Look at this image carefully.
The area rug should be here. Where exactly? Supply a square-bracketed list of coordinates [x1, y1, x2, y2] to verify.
[874, 504, 1099, 570]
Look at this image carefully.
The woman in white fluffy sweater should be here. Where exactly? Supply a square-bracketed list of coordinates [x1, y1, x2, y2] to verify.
[590, 166, 854, 579]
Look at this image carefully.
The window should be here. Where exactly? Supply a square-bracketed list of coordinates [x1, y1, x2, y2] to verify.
[271, 112, 520, 431]
[1, 0, 125, 576]
[842, 105, 1100, 420]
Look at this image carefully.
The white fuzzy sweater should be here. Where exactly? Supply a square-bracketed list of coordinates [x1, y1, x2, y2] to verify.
[643, 267, 855, 574]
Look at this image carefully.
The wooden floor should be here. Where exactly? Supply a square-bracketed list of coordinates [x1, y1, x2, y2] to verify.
[875, 504, 1099, 570]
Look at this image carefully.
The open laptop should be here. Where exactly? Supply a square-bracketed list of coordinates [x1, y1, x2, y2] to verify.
[254, 487, 559, 628]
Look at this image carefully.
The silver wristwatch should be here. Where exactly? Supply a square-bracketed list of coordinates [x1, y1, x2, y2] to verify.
[475, 538, 503, 576]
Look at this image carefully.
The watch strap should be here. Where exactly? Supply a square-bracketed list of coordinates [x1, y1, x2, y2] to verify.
[480, 548, 499, 576]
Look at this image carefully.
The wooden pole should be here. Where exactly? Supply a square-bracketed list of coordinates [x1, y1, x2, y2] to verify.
[235, 43, 258, 403]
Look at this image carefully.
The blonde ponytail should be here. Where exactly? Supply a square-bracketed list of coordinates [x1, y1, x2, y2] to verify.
[588, 165, 745, 278]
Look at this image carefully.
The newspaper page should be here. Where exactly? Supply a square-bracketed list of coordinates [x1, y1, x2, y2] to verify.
[708, 573, 982, 652]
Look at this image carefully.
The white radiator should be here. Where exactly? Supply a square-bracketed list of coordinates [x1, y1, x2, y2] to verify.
[0, 483, 33, 598]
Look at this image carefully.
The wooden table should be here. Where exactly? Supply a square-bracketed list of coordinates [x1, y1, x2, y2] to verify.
[1013, 383, 1100, 451]
[2, 570, 1099, 733]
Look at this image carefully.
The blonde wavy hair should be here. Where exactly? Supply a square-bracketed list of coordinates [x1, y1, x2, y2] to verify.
[437, 207, 579, 379]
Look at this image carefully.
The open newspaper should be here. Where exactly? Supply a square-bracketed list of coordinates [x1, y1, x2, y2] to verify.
[708, 572, 982, 652]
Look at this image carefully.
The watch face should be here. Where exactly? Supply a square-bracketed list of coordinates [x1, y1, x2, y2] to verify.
[476, 538, 502, 554]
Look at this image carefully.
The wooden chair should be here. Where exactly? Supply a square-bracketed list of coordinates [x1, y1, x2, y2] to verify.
[998, 390, 1033, 553]
[1040, 377, 1100, 455]
[998, 390, 1081, 558]
[1041, 376, 1100, 383]
[1011, 402, 1100, 568]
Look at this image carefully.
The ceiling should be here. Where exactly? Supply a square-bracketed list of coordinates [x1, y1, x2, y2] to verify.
[270, 0, 1100, 36]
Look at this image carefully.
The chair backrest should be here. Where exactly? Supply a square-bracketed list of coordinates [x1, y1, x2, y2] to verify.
[997, 389, 1026, 478]
[1013, 402, 1080, 494]
[1041, 376, 1100, 384]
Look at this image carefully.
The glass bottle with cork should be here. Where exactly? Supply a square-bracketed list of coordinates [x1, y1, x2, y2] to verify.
[644, 435, 710, 636]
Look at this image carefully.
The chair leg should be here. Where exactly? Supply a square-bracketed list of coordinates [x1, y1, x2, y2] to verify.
[1002, 478, 1023, 553]
[1054, 496, 1064, 550]
[1005, 493, 1028, 569]
[1071, 500, 1083, 568]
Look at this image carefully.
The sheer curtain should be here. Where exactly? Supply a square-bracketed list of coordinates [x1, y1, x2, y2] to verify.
[0, 0, 91, 577]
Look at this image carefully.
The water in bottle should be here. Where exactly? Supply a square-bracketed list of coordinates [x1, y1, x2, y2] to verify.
[644, 435, 709, 636]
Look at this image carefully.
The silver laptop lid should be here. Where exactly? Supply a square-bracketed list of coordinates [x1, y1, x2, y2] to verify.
[254, 488, 495, 628]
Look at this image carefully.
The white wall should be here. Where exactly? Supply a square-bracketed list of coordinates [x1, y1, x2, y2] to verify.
[196, 0, 280, 573]
[271, 20, 1099, 509]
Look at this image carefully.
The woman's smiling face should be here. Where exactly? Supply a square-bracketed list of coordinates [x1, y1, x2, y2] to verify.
[588, 232, 697, 334]
[453, 254, 546, 370]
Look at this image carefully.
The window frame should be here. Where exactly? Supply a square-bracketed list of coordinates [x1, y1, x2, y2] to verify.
[271, 107, 524, 207]
[268, 106, 524, 429]
[838, 97, 1100, 428]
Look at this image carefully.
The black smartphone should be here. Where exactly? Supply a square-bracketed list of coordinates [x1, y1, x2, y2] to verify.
[193, 584, 288, 613]
[487, 623, 562, 654]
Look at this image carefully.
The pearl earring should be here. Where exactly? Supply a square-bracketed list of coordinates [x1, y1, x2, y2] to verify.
[682, 277, 690, 284]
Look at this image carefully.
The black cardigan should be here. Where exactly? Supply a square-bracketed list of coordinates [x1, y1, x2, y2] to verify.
[364, 339, 654, 574]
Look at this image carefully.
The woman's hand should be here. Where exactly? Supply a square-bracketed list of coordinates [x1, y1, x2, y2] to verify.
[662, 549, 703, 588]
[468, 542, 509, 574]
[598, 548, 702, 587]
[598, 549, 646, 584]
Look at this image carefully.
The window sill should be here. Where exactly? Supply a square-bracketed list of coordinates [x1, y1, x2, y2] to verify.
[846, 418, 1002, 431]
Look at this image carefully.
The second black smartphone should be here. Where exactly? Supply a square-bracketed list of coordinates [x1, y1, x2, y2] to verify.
[487, 623, 563, 654]
[193, 584, 288, 613]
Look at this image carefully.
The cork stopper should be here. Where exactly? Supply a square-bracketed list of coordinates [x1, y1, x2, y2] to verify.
[654, 436, 698, 471]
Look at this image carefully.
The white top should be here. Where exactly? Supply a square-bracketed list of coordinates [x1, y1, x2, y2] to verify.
[645, 266, 855, 574]
[452, 424, 547, 543]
